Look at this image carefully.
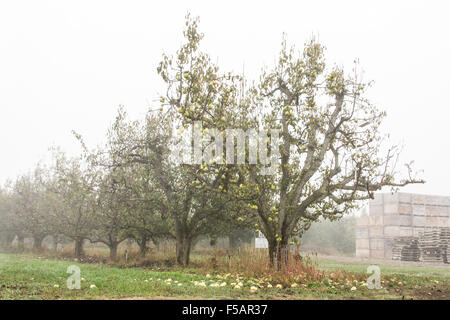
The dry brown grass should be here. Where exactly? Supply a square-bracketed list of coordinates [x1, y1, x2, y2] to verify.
[199, 247, 328, 286]
[3, 241, 357, 285]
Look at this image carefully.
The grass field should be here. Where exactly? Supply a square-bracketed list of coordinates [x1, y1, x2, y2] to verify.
[0, 252, 448, 300]
[317, 258, 450, 279]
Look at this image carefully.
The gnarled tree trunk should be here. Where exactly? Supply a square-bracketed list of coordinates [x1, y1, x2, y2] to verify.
[175, 233, 193, 266]
[182, 239, 192, 266]
[109, 242, 119, 261]
[33, 235, 45, 252]
[176, 237, 184, 265]
[138, 238, 148, 258]
[74, 238, 84, 259]
[275, 241, 290, 270]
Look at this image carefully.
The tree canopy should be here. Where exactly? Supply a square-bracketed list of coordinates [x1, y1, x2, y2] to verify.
[0, 15, 423, 267]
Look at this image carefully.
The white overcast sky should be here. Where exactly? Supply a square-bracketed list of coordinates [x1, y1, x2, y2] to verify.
[0, 0, 449, 195]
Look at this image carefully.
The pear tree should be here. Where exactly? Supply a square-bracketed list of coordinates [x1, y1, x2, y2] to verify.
[237, 38, 424, 268]
[47, 149, 97, 259]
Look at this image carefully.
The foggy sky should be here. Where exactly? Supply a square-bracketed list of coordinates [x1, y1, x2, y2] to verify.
[1, 0, 449, 195]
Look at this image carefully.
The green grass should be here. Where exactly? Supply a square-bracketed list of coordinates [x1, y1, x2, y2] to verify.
[0, 253, 448, 300]
[0, 253, 253, 299]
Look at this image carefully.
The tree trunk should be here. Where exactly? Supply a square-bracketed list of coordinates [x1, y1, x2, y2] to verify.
[229, 233, 239, 250]
[175, 234, 193, 266]
[268, 240, 276, 268]
[182, 239, 192, 266]
[53, 236, 59, 253]
[17, 234, 25, 251]
[109, 242, 118, 261]
[74, 238, 84, 259]
[138, 238, 148, 258]
[33, 235, 44, 252]
[176, 237, 184, 265]
[275, 241, 289, 270]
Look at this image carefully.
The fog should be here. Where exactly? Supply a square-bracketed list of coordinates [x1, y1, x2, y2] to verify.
[1, 0, 449, 195]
